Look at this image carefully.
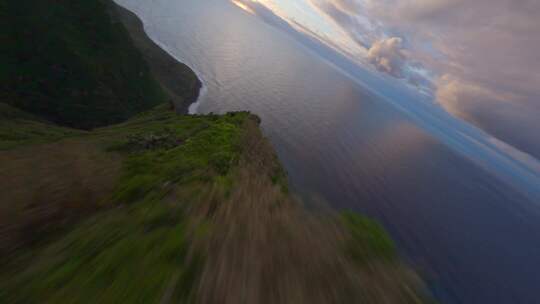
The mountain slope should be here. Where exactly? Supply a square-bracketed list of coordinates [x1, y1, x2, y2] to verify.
[1, 0, 166, 128]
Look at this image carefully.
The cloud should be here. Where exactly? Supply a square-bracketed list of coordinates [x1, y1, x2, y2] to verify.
[391, 0, 540, 157]
[366, 37, 405, 77]
[304, 0, 540, 97]
[435, 74, 540, 158]
[232, 0, 540, 156]
[328, 0, 362, 13]
[435, 74, 497, 120]
[296, 0, 540, 157]
[307, 0, 386, 49]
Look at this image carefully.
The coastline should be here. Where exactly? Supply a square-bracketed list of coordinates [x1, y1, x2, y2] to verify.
[0, 1, 433, 302]
[109, 1, 203, 114]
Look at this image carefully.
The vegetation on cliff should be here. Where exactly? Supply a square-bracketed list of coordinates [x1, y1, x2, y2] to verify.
[0, 106, 429, 303]
[0, 107, 260, 302]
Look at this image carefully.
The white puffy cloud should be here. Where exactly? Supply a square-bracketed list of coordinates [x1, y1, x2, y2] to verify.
[366, 37, 405, 77]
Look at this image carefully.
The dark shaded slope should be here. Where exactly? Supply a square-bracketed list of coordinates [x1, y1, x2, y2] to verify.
[0, 0, 166, 129]
[109, 1, 201, 114]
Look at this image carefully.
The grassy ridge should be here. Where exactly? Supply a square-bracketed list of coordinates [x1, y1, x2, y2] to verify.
[0, 106, 430, 303]
[0, 0, 167, 129]
[0, 108, 255, 303]
[0, 109, 278, 303]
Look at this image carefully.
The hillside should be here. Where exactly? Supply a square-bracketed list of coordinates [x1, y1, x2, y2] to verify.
[0, 0, 199, 129]
[0, 0, 431, 303]
[110, 1, 201, 114]
[0, 105, 429, 303]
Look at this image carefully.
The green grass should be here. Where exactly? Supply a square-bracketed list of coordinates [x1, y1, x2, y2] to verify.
[341, 211, 397, 263]
[102, 109, 251, 204]
[0, 103, 83, 149]
[0, 0, 167, 129]
[1, 199, 193, 304]
[0, 108, 253, 303]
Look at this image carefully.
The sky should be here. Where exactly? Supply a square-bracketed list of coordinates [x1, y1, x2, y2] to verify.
[231, 0, 540, 159]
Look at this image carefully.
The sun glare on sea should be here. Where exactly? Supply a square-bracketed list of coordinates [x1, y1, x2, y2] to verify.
[231, 0, 256, 14]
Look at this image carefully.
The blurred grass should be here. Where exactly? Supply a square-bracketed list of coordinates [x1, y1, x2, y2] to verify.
[1, 201, 191, 303]
[341, 210, 397, 263]
[0, 105, 431, 303]
[0, 107, 253, 303]
[101, 109, 250, 205]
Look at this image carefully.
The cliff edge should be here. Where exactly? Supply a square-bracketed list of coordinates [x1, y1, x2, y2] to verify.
[0, 1, 431, 303]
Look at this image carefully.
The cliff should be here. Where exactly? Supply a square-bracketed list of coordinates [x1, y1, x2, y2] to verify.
[0, 0, 199, 129]
[0, 1, 431, 303]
